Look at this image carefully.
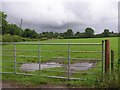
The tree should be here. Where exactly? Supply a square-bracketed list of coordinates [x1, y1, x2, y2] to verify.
[65, 29, 74, 38]
[75, 31, 80, 37]
[1, 12, 8, 34]
[31, 30, 39, 38]
[0, 12, 2, 34]
[48, 31, 54, 39]
[22, 29, 39, 39]
[1, 11, 23, 36]
[22, 28, 32, 38]
[85, 28, 94, 38]
[7, 24, 23, 35]
[102, 29, 110, 37]
[54, 32, 59, 39]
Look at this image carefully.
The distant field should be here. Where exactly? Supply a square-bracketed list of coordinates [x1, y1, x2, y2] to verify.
[1, 37, 119, 87]
[3, 37, 118, 62]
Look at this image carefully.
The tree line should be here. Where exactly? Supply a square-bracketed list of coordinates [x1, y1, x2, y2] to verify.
[1, 11, 120, 42]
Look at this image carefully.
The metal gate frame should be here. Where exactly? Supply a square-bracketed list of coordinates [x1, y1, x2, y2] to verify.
[0, 41, 104, 81]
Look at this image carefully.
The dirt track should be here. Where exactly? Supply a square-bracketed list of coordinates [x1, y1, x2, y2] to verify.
[0, 81, 68, 88]
[0, 81, 19, 88]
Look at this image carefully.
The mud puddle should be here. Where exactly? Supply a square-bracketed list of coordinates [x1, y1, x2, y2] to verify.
[20, 62, 95, 71]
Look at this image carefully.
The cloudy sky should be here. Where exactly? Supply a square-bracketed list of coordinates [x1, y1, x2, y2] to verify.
[0, 0, 119, 34]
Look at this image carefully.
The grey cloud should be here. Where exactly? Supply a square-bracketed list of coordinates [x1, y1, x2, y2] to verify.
[1, 1, 118, 33]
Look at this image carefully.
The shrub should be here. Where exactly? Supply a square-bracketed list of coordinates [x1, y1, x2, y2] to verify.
[22, 38, 32, 41]
[13, 35, 22, 42]
[2, 34, 13, 42]
[2, 34, 22, 42]
[57, 36, 64, 39]
[40, 38, 48, 41]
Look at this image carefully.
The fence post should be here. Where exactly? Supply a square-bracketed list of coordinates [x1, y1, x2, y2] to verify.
[111, 50, 114, 72]
[14, 42, 16, 74]
[38, 43, 41, 70]
[105, 40, 110, 73]
[118, 59, 120, 81]
[118, 59, 120, 66]
[102, 41, 104, 74]
[68, 44, 70, 81]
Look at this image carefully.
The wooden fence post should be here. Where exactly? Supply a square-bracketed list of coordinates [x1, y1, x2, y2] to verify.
[105, 40, 110, 73]
[111, 50, 114, 72]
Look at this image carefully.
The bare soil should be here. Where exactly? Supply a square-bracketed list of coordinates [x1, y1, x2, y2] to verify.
[0, 81, 19, 88]
[1, 81, 68, 88]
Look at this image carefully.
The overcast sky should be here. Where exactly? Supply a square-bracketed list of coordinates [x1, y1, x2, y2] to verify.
[1, 0, 119, 34]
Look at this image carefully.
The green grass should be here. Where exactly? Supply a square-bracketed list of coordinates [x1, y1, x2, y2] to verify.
[1, 37, 119, 87]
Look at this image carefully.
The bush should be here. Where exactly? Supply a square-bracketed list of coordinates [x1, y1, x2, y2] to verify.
[22, 38, 38, 41]
[57, 36, 64, 39]
[2, 34, 13, 42]
[22, 38, 32, 41]
[2, 34, 22, 42]
[13, 35, 22, 42]
[40, 38, 48, 41]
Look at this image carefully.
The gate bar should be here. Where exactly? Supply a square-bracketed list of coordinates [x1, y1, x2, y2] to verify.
[14, 43, 16, 74]
[68, 44, 71, 81]
[38, 43, 41, 70]
[1, 42, 102, 45]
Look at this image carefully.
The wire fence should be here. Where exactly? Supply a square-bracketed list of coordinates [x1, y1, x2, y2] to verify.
[0, 42, 104, 81]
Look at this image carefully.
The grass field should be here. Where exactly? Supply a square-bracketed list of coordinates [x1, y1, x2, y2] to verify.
[1, 37, 119, 88]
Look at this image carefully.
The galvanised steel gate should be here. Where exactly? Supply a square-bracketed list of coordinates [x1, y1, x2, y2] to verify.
[0, 41, 104, 81]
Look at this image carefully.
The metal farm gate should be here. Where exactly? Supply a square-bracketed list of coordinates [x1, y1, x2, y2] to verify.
[0, 41, 107, 81]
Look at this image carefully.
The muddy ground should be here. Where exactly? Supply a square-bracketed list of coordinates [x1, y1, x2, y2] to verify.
[0, 81, 69, 88]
